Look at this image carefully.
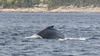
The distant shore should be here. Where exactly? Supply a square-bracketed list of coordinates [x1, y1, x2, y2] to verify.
[0, 7, 100, 13]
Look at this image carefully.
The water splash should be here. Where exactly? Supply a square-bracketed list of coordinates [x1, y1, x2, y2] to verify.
[25, 34, 87, 41]
[25, 34, 42, 39]
[59, 37, 88, 41]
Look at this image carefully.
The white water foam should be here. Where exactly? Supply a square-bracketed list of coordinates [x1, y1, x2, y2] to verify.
[25, 34, 87, 41]
[25, 34, 42, 39]
[58, 37, 88, 41]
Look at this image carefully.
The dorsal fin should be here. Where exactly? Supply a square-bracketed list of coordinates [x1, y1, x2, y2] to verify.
[46, 25, 54, 29]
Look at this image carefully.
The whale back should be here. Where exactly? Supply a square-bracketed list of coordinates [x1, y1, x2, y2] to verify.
[37, 26, 64, 39]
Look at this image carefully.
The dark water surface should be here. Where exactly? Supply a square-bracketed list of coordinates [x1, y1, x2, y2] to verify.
[0, 12, 100, 56]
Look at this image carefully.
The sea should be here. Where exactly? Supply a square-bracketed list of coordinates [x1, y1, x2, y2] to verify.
[0, 12, 100, 56]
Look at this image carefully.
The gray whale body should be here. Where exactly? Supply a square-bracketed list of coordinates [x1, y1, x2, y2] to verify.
[37, 26, 64, 39]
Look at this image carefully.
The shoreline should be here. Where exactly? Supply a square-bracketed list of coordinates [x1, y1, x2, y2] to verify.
[0, 7, 100, 13]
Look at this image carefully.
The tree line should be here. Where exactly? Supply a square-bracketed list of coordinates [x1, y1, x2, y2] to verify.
[48, 0, 100, 9]
[0, 0, 40, 8]
[0, 0, 100, 9]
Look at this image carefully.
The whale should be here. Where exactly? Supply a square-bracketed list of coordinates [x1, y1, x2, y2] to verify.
[25, 26, 64, 39]
[37, 25, 64, 39]
[25, 26, 88, 40]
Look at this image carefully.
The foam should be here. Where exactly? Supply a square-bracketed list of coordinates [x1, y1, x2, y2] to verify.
[58, 37, 87, 41]
[25, 34, 42, 39]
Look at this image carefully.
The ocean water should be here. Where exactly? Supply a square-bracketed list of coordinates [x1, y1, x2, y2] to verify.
[0, 12, 100, 56]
